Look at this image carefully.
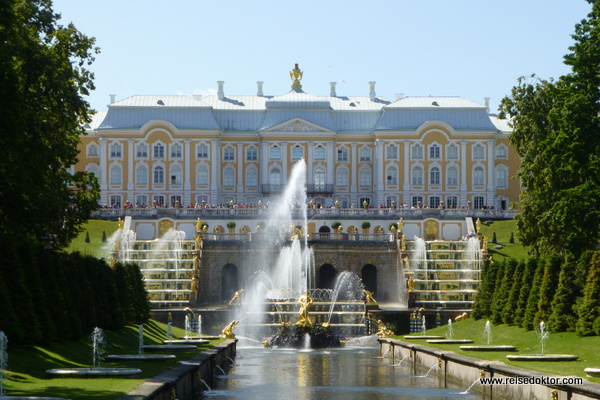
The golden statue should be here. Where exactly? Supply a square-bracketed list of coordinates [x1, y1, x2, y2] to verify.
[190, 275, 198, 292]
[195, 236, 202, 251]
[390, 225, 397, 234]
[193, 255, 200, 270]
[363, 290, 378, 305]
[290, 224, 303, 240]
[296, 291, 313, 326]
[256, 224, 263, 232]
[476, 218, 481, 233]
[289, 63, 303, 89]
[398, 218, 404, 233]
[375, 319, 394, 338]
[196, 218, 204, 233]
[118, 217, 124, 230]
[407, 277, 415, 292]
[337, 225, 343, 233]
[228, 289, 244, 306]
[220, 320, 239, 339]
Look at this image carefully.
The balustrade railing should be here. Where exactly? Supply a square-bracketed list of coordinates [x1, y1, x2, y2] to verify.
[93, 207, 518, 219]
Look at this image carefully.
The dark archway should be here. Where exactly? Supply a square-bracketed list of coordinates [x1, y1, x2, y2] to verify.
[318, 225, 331, 233]
[318, 263, 336, 290]
[221, 263, 238, 303]
[361, 264, 377, 296]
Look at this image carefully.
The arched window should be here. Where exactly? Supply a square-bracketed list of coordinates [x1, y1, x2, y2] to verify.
[110, 143, 122, 158]
[386, 166, 398, 185]
[136, 165, 148, 185]
[136, 143, 148, 158]
[170, 165, 182, 185]
[411, 144, 423, 159]
[86, 163, 99, 178]
[447, 166, 459, 186]
[473, 166, 485, 186]
[223, 167, 235, 187]
[496, 166, 508, 187]
[246, 146, 258, 161]
[153, 165, 164, 184]
[386, 144, 398, 160]
[314, 167, 325, 188]
[197, 165, 209, 185]
[87, 143, 99, 157]
[110, 165, 121, 185]
[359, 167, 371, 187]
[336, 167, 348, 187]
[429, 144, 440, 159]
[337, 146, 348, 161]
[223, 146, 235, 161]
[269, 168, 281, 185]
[246, 167, 258, 187]
[430, 166, 440, 185]
[411, 166, 423, 185]
[270, 146, 281, 160]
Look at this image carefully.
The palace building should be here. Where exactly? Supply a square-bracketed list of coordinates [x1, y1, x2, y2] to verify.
[76, 64, 519, 212]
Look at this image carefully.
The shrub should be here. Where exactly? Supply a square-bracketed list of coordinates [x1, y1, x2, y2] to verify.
[331, 221, 342, 230]
[227, 222, 236, 229]
[389, 222, 398, 231]
[85, 231, 90, 243]
[361, 221, 371, 229]
[491, 232, 497, 244]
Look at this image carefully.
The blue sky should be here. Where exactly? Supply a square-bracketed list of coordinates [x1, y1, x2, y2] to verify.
[53, 0, 592, 114]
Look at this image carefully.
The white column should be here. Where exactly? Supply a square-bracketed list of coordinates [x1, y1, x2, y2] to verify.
[281, 143, 288, 184]
[127, 140, 134, 196]
[210, 140, 220, 201]
[351, 143, 358, 192]
[99, 138, 108, 205]
[307, 143, 314, 185]
[260, 142, 269, 185]
[460, 140, 468, 206]
[237, 143, 244, 192]
[403, 141, 410, 205]
[487, 139, 496, 206]
[326, 142, 335, 185]
[184, 139, 191, 205]
[375, 140, 384, 190]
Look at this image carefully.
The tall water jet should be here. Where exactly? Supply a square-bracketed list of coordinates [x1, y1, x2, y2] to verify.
[91, 327, 105, 368]
[446, 319, 454, 340]
[539, 321, 549, 356]
[413, 237, 427, 269]
[484, 320, 492, 346]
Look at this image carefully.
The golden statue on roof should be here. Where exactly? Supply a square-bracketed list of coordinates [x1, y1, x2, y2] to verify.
[290, 63, 303, 89]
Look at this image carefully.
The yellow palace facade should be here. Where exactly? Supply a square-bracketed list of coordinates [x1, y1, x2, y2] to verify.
[76, 65, 520, 211]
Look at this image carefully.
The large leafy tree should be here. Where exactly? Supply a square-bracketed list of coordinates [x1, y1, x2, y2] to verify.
[0, 0, 100, 248]
[499, 0, 600, 258]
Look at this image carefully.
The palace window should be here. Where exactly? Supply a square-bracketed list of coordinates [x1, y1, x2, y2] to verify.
[223, 167, 235, 187]
[109, 165, 122, 185]
[359, 147, 371, 162]
[291, 145, 303, 161]
[446, 195, 458, 209]
[136, 143, 148, 158]
[87, 143, 99, 157]
[430, 166, 440, 185]
[314, 146, 325, 160]
[246, 167, 258, 187]
[386, 166, 398, 185]
[136, 165, 148, 185]
[170, 165, 182, 185]
[336, 168, 348, 187]
[153, 143, 165, 159]
[197, 143, 209, 159]
[246, 146, 258, 161]
[153, 165, 164, 184]
[447, 143, 459, 160]
[411, 166, 423, 185]
[411, 144, 423, 160]
[269, 168, 281, 185]
[337, 147, 348, 161]
[197, 165, 209, 185]
[224, 146, 235, 161]
[171, 143, 182, 159]
[359, 167, 371, 187]
[270, 146, 281, 160]
[429, 144, 441, 159]
[447, 166, 458, 186]
[473, 144, 485, 160]
[110, 143, 122, 158]
[386, 144, 398, 160]
[314, 167, 325, 188]
[473, 166, 485, 186]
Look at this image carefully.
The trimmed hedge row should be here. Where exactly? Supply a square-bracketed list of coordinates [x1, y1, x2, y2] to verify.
[0, 235, 149, 346]
[472, 250, 600, 336]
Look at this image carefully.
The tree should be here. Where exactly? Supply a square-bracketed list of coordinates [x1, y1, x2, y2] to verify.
[576, 251, 600, 336]
[534, 254, 563, 327]
[472, 258, 498, 319]
[499, 1, 600, 259]
[0, 0, 100, 249]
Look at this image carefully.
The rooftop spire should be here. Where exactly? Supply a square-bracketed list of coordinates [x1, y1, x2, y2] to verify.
[289, 63, 303, 92]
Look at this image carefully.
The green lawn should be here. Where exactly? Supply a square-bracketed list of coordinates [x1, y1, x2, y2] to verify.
[3, 320, 223, 399]
[67, 219, 118, 258]
[479, 219, 530, 261]
[401, 318, 600, 383]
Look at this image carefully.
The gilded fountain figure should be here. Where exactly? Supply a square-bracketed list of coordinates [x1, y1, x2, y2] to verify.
[296, 291, 313, 326]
